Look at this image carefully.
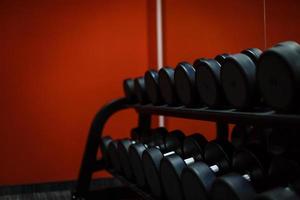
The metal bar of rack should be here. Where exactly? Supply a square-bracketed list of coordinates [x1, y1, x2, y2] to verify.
[72, 97, 300, 200]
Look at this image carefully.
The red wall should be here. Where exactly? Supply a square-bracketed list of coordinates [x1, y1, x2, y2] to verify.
[1, 0, 300, 186]
[0, 0, 149, 185]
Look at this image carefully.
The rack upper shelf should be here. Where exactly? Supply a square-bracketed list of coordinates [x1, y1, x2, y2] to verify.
[129, 103, 300, 126]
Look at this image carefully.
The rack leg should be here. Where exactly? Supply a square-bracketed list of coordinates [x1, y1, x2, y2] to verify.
[73, 98, 128, 199]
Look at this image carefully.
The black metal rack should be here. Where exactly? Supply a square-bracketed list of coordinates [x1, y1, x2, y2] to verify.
[72, 97, 300, 200]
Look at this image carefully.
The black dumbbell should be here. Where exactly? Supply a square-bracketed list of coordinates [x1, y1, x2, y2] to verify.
[174, 62, 199, 106]
[211, 144, 272, 200]
[158, 67, 179, 106]
[118, 127, 168, 180]
[231, 125, 272, 150]
[255, 151, 300, 200]
[257, 41, 300, 112]
[181, 140, 236, 200]
[100, 136, 113, 168]
[194, 54, 230, 107]
[143, 133, 207, 198]
[221, 48, 262, 109]
[134, 77, 149, 104]
[107, 127, 152, 174]
[129, 129, 184, 188]
[255, 180, 300, 200]
[123, 78, 137, 103]
[145, 70, 163, 105]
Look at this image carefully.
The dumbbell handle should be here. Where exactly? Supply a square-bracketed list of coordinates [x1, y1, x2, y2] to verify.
[183, 157, 220, 173]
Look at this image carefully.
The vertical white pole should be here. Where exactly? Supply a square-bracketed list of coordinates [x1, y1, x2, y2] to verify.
[156, 0, 165, 127]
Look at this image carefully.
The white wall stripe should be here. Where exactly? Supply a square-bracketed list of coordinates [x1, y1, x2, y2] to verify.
[156, 0, 165, 127]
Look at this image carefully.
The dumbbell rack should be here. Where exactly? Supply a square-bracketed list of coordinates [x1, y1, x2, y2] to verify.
[72, 97, 300, 200]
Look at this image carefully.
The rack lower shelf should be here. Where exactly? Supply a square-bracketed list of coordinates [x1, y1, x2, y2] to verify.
[131, 104, 300, 126]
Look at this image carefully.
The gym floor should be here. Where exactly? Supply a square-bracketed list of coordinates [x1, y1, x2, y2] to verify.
[0, 178, 143, 200]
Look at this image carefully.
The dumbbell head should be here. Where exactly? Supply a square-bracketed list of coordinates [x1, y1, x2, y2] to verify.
[145, 70, 162, 105]
[128, 127, 168, 187]
[257, 41, 300, 111]
[255, 186, 300, 200]
[174, 62, 198, 106]
[221, 48, 262, 109]
[99, 136, 113, 168]
[142, 130, 186, 197]
[107, 140, 122, 173]
[123, 79, 137, 103]
[118, 127, 167, 181]
[160, 134, 207, 199]
[211, 145, 270, 200]
[181, 140, 235, 200]
[158, 67, 178, 106]
[194, 58, 223, 107]
[134, 77, 149, 104]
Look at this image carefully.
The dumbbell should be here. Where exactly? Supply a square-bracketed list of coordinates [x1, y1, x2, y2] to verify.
[181, 139, 236, 200]
[145, 70, 163, 105]
[143, 133, 207, 198]
[255, 180, 300, 200]
[100, 136, 113, 168]
[231, 125, 272, 150]
[107, 127, 153, 174]
[210, 144, 272, 200]
[123, 78, 137, 103]
[257, 41, 300, 112]
[174, 62, 199, 106]
[129, 129, 184, 188]
[194, 54, 230, 107]
[134, 77, 149, 104]
[118, 127, 168, 180]
[254, 152, 300, 200]
[158, 67, 179, 106]
[221, 48, 262, 109]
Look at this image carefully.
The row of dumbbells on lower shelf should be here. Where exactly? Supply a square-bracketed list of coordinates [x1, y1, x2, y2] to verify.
[124, 41, 300, 112]
[100, 126, 300, 200]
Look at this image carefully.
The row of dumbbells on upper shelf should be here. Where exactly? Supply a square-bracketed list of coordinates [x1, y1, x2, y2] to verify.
[100, 126, 300, 200]
[123, 41, 300, 112]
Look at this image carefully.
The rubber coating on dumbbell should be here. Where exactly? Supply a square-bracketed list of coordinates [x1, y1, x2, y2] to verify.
[128, 128, 167, 187]
[257, 41, 300, 111]
[195, 58, 222, 107]
[123, 79, 136, 102]
[145, 70, 162, 105]
[99, 136, 113, 168]
[221, 54, 257, 108]
[108, 141, 122, 173]
[142, 130, 185, 197]
[211, 173, 256, 200]
[134, 77, 149, 104]
[174, 62, 198, 106]
[158, 67, 178, 105]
